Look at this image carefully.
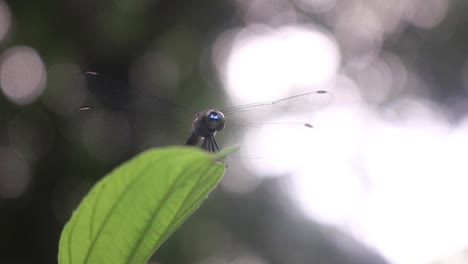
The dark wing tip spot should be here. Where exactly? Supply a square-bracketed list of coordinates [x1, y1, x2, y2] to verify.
[304, 123, 313, 128]
[316, 90, 327, 94]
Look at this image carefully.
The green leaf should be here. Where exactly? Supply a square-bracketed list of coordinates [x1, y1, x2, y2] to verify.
[58, 146, 228, 264]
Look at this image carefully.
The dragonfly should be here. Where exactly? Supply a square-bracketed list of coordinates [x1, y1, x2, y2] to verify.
[74, 71, 332, 155]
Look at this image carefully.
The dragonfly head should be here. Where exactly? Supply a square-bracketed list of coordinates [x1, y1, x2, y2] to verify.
[195, 109, 226, 135]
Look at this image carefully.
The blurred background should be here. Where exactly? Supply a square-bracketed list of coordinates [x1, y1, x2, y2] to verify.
[1, 0, 468, 263]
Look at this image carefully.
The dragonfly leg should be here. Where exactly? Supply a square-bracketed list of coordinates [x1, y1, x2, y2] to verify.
[205, 138, 211, 151]
[209, 138, 215, 152]
[208, 137, 213, 152]
[201, 138, 208, 150]
[199, 136, 220, 152]
[212, 137, 220, 152]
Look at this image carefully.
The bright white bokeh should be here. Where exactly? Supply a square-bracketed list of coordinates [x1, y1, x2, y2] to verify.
[219, 18, 468, 264]
[222, 24, 340, 104]
[289, 98, 468, 264]
[0, 46, 46, 105]
[218, 24, 340, 177]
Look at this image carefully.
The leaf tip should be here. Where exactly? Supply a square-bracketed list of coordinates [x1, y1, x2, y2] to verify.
[212, 146, 239, 160]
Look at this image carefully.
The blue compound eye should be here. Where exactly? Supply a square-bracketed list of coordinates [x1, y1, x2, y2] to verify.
[209, 112, 220, 120]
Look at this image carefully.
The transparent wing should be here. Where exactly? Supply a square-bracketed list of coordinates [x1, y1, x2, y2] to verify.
[75, 71, 194, 120]
[66, 72, 332, 160]
[65, 72, 195, 157]
[217, 90, 333, 159]
[222, 90, 333, 127]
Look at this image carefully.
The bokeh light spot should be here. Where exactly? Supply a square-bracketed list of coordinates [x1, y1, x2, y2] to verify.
[408, 0, 449, 29]
[0, 0, 11, 42]
[334, 4, 383, 57]
[79, 110, 132, 162]
[7, 113, 55, 162]
[294, 0, 336, 13]
[222, 25, 340, 104]
[0, 46, 46, 105]
[0, 147, 31, 199]
[242, 0, 298, 25]
[230, 255, 267, 264]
